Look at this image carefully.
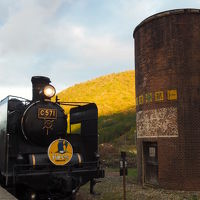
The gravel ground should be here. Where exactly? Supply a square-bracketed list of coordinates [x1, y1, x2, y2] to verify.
[76, 169, 200, 200]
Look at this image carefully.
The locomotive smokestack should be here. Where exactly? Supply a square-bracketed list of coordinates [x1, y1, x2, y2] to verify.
[31, 76, 51, 101]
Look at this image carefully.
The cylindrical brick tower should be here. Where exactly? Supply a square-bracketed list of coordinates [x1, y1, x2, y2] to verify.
[134, 9, 200, 190]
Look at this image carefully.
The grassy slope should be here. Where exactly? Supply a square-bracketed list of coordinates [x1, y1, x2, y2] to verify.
[58, 70, 135, 115]
[57, 70, 136, 165]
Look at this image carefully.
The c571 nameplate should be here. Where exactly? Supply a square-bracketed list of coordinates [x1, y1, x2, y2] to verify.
[38, 108, 57, 119]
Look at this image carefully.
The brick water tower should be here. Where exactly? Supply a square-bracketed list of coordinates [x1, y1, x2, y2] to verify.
[134, 9, 200, 190]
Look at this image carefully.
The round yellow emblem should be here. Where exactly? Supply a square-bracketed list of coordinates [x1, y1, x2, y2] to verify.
[48, 139, 73, 165]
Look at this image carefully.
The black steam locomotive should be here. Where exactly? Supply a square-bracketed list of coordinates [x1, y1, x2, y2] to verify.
[0, 76, 104, 199]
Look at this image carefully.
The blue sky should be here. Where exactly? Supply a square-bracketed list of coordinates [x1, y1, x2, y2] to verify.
[0, 0, 200, 99]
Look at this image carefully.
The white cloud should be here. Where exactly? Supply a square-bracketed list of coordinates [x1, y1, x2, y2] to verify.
[0, 0, 64, 56]
[51, 20, 132, 65]
[0, 0, 67, 86]
[0, 0, 199, 97]
[0, 86, 32, 100]
[112, 0, 162, 20]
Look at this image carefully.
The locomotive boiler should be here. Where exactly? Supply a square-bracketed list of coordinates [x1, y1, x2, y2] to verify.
[0, 76, 104, 199]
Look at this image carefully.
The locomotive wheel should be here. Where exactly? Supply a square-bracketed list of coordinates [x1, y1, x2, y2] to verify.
[15, 185, 37, 200]
[64, 192, 76, 200]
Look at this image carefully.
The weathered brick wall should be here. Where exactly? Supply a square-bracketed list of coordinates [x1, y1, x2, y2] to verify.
[134, 9, 200, 190]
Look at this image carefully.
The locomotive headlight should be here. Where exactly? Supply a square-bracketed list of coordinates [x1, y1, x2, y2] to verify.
[43, 85, 56, 98]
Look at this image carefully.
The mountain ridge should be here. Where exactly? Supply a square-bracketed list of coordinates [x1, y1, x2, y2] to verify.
[58, 70, 135, 116]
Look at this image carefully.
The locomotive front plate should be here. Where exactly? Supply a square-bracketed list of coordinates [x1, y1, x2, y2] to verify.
[48, 139, 73, 165]
[38, 108, 57, 119]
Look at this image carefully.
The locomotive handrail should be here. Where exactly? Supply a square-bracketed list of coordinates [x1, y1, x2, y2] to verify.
[12, 161, 103, 185]
[8, 95, 30, 101]
[0, 95, 31, 103]
[14, 162, 98, 173]
[13, 161, 100, 175]
[13, 160, 99, 169]
[58, 102, 94, 107]
[60, 102, 92, 104]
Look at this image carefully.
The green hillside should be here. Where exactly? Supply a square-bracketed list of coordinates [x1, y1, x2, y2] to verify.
[57, 70, 136, 145]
